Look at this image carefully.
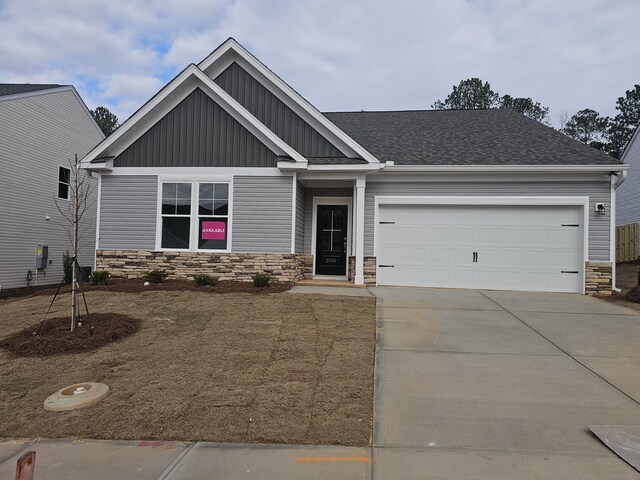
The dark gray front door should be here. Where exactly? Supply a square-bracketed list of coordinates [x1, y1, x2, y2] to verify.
[315, 205, 348, 276]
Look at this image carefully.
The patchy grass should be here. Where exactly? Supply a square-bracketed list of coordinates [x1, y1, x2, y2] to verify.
[0, 290, 375, 446]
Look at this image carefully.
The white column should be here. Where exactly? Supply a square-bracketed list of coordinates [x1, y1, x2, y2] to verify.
[355, 177, 366, 285]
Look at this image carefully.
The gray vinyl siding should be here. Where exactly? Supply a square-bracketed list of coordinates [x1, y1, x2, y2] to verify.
[214, 62, 345, 159]
[616, 132, 640, 226]
[295, 182, 305, 253]
[114, 88, 277, 168]
[99, 175, 158, 250]
[303, 188, 353, 254]
[0, 89, 103, 289]
[232, 176, 293, 253]
[365, 181, 611, 261]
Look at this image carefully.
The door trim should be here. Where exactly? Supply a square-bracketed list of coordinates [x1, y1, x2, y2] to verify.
[311, 196, 352, 277]
[374, 196, 589, 294]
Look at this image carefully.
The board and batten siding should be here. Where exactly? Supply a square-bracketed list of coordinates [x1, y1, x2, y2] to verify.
[232, 176, 293, 253]
[616, 132, 640, 226]
[365, 181, 611, 261]
[99, 175, 158, 250]
[114, 88, 278, 168]
[214, 62, 345, 159]
[295, 182, 305, 254]
[0, 89, 103, 289]
[303, 188, 353, 254]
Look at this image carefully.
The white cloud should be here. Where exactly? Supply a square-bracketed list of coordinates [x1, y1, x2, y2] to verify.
[0, 0, 638, 126]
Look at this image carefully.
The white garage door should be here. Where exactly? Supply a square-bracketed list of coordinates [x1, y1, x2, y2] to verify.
[377, 204, 584, 293]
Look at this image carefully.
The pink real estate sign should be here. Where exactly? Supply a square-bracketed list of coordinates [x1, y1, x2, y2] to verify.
[201, 221, 226, 240]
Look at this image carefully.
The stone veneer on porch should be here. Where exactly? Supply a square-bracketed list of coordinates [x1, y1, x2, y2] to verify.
[96, 250, 313, 283]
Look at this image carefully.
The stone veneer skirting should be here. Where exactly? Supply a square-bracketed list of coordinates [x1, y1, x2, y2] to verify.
[96, 250, 313, 283]
[585, 261, 613, 296]
[348, 256, 377, 286]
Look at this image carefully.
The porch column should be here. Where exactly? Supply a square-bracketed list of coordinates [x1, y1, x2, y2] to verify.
[355, 177, 366, 285]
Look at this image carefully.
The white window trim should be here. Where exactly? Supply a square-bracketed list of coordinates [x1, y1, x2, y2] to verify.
[373, 195, 590, 294]
[311, 196, 353, 278]
[57, 165, 71, 201]
[155, 177, 234, 253]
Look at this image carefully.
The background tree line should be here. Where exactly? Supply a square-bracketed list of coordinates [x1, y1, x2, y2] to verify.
[432, 78, 640, 159]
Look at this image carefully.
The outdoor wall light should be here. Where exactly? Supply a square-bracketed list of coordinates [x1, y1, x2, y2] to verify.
[595, 203, 606, 216]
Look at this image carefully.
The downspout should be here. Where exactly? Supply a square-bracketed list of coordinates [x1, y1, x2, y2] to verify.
[610, 170, 627, 292]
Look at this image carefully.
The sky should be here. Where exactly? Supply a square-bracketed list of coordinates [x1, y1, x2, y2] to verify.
[1, 0, 638, 127]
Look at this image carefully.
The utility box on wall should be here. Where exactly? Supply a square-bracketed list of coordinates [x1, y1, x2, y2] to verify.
[36, 245, 48, 269]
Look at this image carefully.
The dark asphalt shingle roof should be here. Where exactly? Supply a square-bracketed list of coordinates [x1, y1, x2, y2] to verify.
[0, 83, 63, 97]
[324, 108, 621, 166]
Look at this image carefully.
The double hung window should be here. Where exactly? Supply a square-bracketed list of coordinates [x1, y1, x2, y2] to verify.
[160, 181, 230, 251]
[58, 167, 70, 200]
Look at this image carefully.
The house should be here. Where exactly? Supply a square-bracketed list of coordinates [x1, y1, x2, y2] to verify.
[81, 38, 627, 296]
[0, 84, 104, 289]
[615, 126, 640, 253]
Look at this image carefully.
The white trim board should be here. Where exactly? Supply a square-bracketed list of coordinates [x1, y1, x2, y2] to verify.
[105, 167, 290, 177]
[373, 195, 590, 294]
[311, 196, 353, 277]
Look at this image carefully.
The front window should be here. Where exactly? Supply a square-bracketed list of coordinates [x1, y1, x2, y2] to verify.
[159, 181, 230, 250]
[198, 183, 229, 250]
[161, 183, 191, 249]
[58, 167, 70, 200]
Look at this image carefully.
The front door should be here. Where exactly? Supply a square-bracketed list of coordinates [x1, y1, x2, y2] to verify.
[315, 205, 348, 276]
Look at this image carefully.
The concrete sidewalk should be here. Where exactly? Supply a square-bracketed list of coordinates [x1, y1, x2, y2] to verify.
[0, 440, 371, 480]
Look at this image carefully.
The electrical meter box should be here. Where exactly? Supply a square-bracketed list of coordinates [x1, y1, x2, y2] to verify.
[36, 245, 48, 269]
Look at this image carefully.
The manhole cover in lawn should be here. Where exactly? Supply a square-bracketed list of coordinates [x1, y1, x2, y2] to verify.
[44, 382, 109, 411]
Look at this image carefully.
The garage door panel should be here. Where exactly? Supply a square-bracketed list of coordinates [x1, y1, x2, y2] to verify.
[377, 204, 583, 293]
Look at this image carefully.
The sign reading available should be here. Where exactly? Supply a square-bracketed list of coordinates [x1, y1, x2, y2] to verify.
[201, 221, 226, 240]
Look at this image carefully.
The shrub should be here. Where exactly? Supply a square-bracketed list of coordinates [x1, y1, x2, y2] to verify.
[145, 269, 169, 284]
[193, 274, 217, 287]
[62, 251, 73, 284]
[90, 270, 111, 285]
[253, 273, 270, 287]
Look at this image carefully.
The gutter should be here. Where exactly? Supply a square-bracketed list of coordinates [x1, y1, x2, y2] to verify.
[381, 164, 629, 173]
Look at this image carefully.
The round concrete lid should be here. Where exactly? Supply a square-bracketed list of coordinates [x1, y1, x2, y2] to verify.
[44, 382, 109, 412]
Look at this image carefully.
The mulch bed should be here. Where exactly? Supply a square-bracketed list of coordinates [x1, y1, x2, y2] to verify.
[87, 278, 293, 294]
[0, 313, 142, 357]
[0, 278, 292, 302]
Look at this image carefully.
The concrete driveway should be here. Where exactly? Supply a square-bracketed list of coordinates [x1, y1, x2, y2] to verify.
[370, 287, 640, 479]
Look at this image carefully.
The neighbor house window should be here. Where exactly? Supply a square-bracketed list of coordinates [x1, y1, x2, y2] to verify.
[161, 183, 192, 249]
[198, 183, 229, 250]
[58, 167, 70, 200]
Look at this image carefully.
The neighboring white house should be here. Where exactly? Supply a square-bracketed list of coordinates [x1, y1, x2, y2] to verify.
[616, 126, 640, 227]
[0, 84, 104, 290]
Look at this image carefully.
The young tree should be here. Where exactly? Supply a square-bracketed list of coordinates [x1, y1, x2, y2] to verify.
[432, 78, 500, 110]
[500, 95, 550, 124]
[561, 109, 609, 147]
[90, 106, 119, 136]
[54, 155, 96, 332]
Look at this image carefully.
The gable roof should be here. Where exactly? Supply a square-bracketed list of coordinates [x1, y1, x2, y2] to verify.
[81, 64, 308, 168]
[199, 38, 379, 164]
[0, 83, 63, 97]
[325, 108, 623, 166]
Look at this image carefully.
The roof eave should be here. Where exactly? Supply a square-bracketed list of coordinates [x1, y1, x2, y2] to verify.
[381, 164, 628, 173]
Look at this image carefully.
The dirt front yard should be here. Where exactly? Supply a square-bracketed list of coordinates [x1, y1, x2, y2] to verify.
[0, 289, 375, 446]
